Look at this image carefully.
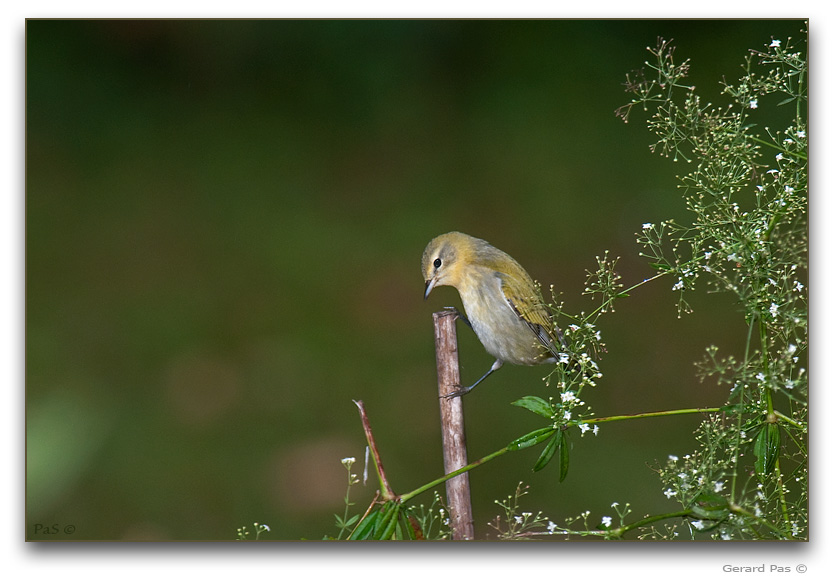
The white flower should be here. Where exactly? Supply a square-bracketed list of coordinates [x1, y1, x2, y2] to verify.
[669, 455, 679, 462]
[794, 281, 804, 292]
[563, 411, 571, 421]
[664, 488, 677, 499]
[341, 457, 356, 467]
[642, 222, 654, 230]
[691, 520, 705, 530]
[714, 481, 725, 492]
[770, 39, 782, 48]
[547, 521, 557, 533]
[601, 516, 612, 528]
[749, 99, 758, 109]
[797, 130, 805, 138]
[769, 302, 779, 318]
[785, 185, 795, 194]
[579, 423, 591, 434]
[611, 501, 619, 508]
[559, 352, 571, 365]
[593, 425, 599, 436]
[776, 153, 783, 161]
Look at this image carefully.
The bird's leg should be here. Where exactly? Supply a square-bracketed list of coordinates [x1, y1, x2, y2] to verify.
[443, 359, 503, 399]
[442, 306, 472, 330]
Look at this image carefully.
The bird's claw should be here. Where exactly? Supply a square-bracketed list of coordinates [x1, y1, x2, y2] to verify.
[442, 307, 472, 329]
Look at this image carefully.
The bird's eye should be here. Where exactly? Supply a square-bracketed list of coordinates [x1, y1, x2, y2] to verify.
[433, 258, 442, 269]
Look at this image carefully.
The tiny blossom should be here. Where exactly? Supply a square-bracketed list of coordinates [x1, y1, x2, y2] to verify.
[785, 185, 795, 194]
[514, 516, 523, 524]
[593, 425, 599, 436]
[704, 252, 712, 260]
[341, 457, 356, 467]
[669, 455, 679, 462]
[797, 130, 805, 138]
[563, 411, 571, 421]
[642, 222, 654, 230]
[769, 302, 779, 318]
[611, 502, 619, 508]
[691, 520, 705, 530]
[785, 380, 795, 390]
[559, 352, 571, 365]
[672, 279, 684, 291]
[714, 481, 725, 492]
[664, 488, 677, 499]
[568, 324, 580, 332]
[749, 99, 758, 109]
[579, 423, 590, 434]
[770, 39, 782, 48]
[756, 372, 766, 382]
[561, 391, 577, 403]
[776, 152, 783, 161]
[787, 343, 797, 355]
[601, 516, 612, 528]
[547, 521, 557, 533]
[794, 281, 804, 292]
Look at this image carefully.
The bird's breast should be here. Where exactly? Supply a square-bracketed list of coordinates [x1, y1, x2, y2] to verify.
[458, 275, 552, 366]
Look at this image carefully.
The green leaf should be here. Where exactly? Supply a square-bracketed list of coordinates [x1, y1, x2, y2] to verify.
[349, 509, 379, 540]
[511, 396, 553, 418]
[691, 491, 730, 520]
[754, 423, 780, 477]
[509, 427, 556, 450]
[533, 431, 560, 472]
[559, 432, 570, 482]
[373, 502, 401, 540]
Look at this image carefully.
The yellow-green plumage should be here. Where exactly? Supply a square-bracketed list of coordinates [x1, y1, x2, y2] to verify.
[422, 231, 564, 395]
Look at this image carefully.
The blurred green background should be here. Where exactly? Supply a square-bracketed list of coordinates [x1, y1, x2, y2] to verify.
[26, 19, 805, 541]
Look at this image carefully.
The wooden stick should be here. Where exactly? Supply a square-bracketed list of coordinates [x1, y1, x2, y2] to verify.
[433, 310, 475, 540]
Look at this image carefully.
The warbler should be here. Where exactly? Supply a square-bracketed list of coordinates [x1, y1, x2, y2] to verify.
[422, 231, 565, 396]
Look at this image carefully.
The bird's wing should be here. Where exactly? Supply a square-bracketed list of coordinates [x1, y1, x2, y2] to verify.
[498, 271, 564, 356]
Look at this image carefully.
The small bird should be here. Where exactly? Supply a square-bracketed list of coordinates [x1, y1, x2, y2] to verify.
[422, 231, 565, 397]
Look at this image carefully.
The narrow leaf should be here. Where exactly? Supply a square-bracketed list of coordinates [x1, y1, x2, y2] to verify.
[349, 509, 380, 540]
[754, 423, 780, 477]
[511, 396, 554, 418]
[533, 431, 559, 472]
[691, 491, 730, 520]
[559, 433, 570, 482]
[509, 427, 556, 450]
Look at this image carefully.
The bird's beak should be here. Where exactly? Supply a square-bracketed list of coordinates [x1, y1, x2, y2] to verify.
[424, 277, 437, 301]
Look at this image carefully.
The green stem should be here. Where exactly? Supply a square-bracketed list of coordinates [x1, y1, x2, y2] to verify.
[398, 446, 511, 503]
[607, 509, 693, 539]
[748, 135, 807, 160]
[583, 407, 723, 425]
